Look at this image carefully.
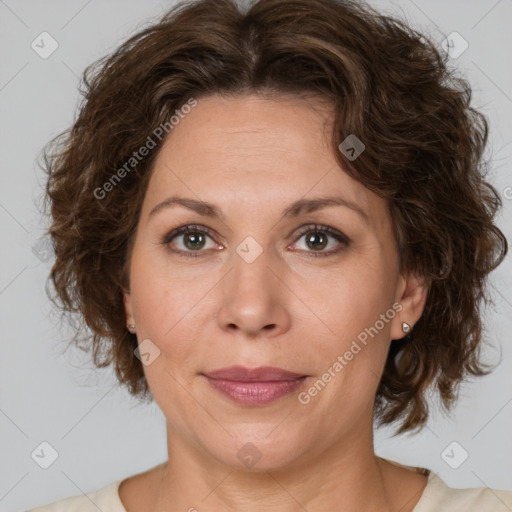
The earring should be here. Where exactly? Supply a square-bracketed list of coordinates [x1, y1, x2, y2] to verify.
[128, 324, 136, 333]
[402, 322, 412, 335]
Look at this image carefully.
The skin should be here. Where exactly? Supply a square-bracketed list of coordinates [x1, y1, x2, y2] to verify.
[121, 93, 429, 512]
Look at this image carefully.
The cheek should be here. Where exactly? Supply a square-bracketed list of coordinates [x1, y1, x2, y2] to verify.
[128, 247, 214, 366]
[129, 241, 189, 330]
[309, 255, 395, 332]
[301, 254, 397, 379]
[129, 231, 397, 359]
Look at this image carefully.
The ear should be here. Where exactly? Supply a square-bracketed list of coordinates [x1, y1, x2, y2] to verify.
[390, 272, 428, 340]
[123, 290, 135, 328]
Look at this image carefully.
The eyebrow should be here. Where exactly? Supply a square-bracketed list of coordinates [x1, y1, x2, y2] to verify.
[148, 195, 369, 223]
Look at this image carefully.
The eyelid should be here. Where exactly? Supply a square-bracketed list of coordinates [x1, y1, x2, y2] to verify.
[162, 224, 214, 240]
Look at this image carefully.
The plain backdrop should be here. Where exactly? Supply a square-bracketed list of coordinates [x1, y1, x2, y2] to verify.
[0, 0, 511, 510]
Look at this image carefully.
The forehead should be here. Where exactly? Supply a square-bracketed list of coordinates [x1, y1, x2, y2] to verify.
[142, 93, 389, 229]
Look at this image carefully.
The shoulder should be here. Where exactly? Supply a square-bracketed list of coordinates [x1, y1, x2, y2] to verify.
[414, 472, 512, 512]
[26, 479, 126, 512]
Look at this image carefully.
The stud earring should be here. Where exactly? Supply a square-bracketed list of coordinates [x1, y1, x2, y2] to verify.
[128, 324, 136, 333]
[402, 322, 412, 334]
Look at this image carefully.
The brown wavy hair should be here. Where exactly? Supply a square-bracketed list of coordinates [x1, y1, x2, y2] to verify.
[41, 0, 507, 434]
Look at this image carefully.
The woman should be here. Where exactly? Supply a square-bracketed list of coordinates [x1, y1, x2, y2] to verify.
[30, 0, 511, 510]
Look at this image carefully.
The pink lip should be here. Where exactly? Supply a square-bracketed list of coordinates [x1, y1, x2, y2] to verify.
[201, 366, 308, 405]
[202, 365, 306, 381]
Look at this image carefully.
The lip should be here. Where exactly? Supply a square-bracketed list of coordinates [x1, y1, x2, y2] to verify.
[202, 365, 306, 381]
[201, 366, 308, 406]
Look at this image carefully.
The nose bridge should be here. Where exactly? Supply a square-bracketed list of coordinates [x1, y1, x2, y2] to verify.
[230, 233, 276, 298]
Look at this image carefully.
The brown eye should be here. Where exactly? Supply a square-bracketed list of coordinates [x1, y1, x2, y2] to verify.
[182, 231, 207, 250]
[162, 225, 218, 257]
[304, 231, 328, 251]
[292, 224, 350, 257]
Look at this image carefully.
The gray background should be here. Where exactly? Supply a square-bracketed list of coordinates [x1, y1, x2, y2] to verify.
[0, 0, 511, 510]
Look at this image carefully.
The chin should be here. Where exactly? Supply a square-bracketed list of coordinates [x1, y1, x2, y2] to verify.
[198, 427, 309, 472]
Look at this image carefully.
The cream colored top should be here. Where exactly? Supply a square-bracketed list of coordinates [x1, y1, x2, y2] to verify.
[27, 460, 512, 511]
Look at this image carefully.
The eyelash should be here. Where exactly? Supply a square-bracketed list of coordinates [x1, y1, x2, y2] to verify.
[161, 223, 350, 259]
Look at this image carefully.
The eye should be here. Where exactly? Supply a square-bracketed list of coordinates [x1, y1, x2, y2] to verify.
[162, 224, 219, 258]
[161, 223, 350, 258]
[290, 224, 350, 257]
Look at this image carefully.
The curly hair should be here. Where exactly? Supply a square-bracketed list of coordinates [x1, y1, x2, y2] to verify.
[41, 0, 507, 434]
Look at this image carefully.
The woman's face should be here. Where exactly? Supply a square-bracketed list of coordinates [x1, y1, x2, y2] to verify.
[124, 93, 426, 470]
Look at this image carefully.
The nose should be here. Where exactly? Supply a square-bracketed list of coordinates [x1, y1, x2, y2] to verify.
[216, 246, 292, 339]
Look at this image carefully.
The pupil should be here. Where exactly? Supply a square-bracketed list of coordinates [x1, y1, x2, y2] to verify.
[186, 232, 204, 249]
[307, 232, 327, 250]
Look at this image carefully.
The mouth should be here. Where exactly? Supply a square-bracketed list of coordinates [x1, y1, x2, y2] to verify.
[200, 366, 308, 406]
